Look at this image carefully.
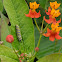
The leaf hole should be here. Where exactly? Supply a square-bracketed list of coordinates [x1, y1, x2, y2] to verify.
[34, 57, 38, 62]
[8, 22, 11, 26]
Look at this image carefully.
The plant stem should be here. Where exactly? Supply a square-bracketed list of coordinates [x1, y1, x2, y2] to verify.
[41, 17, 44, 32]
[33, 19, 48, 61]
[37, 35, 42, 47]
[34, 18, 40, 32]
[42, 24, 49, 34]
[12, 44, 20, 58]
[30, 34, 42, 61]
[34, 24, 48, 57]
[54, 40, 58, 53]
[59, 46, 62, 53]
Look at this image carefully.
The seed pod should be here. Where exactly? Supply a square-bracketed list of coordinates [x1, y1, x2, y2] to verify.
[6, 35, 14, 43]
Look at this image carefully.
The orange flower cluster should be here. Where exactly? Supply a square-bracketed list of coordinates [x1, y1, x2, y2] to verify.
[44, 1, 61, 24]
[25, 1, 62, 42]
[25, 2, 41, 18]
[43, 1, 62, 41]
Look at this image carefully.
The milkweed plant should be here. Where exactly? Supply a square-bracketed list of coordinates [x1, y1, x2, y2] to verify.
[0, 0, 62, 62]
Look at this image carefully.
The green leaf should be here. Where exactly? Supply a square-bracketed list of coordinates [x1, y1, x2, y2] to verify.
[0, 58, 1, 62]
[0, 45, 18, 60]
[1, 13, 12, 48]
[0, 55, 18, 62]
[26, 0, 38, 3]
[39, 0, 48, 9]
[0, 18, 1, 41]
[37, 53, 62, 62]
[0, 0, 3, 12]
[3, 0, 35, 53]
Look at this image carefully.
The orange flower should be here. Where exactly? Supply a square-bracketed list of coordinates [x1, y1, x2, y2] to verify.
[25, 9, 41, 18]
[44, 7, 61, 24]
[44, 16, 61, 24]
[50, 1, 60, 9]
[43, 23, 62, 41]
[43, 28, 62, 41]
[45, 7, 51, 15]
[30, 2, 40, 11]
[51, 9, 61, 18]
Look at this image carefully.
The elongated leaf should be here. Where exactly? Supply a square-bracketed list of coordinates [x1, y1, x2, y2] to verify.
[0, 0, 3, 12]
[37, 53, 62, 62]
[0, 45, 18, 60]
[26, 0, 38, 3]
[1, 14, 12, 48]
[39, 0, 48, 9]
[0, 18, 1, 41]
[0, 55, 18, 62]
[0, 58, 1, 62]
[3, 0, 35, 53]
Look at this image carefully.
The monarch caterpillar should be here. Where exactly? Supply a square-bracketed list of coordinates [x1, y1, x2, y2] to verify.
[15, 25, 22, 41]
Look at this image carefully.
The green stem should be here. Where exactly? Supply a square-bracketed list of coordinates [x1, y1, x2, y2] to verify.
[30, 35, 42, 61]
[31, 19, 48, 61]
[41, 17, 44, 32]
[59, 46, 62, 53]
[42, 24, 49, 34]
[33, 24, 48, 58]
[54, 40, 58, 53]
[12, 44, 20, 58]
[37, 35, 42, 47]
[33, 24, 48, 59]
[34, 18, 40, 32]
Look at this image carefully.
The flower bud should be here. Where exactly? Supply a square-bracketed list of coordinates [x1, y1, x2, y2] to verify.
[35, 47, 39, 52]
[6, 35, 14, 43]
[19, 60, 22, 62]
[20, 53, 24, 57]
[22, 57, 24, 59]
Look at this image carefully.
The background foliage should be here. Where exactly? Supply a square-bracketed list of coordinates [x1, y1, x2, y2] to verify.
[0, 0, 62, 62]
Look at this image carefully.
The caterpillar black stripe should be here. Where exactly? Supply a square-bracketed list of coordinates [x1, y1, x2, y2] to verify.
[15, 25, 22, 41]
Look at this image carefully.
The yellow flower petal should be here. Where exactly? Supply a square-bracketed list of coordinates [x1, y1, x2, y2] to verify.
[56, 27, 62, 32]
[51, 9, 61, 18]
[29, 2, 40, 10]
[51, 23, 62, 32]
[50, 1, 60, 9]
[51, 23, 59, 28]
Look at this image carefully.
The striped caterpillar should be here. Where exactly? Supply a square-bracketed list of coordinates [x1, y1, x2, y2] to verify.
[15, 25, 22, 41]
